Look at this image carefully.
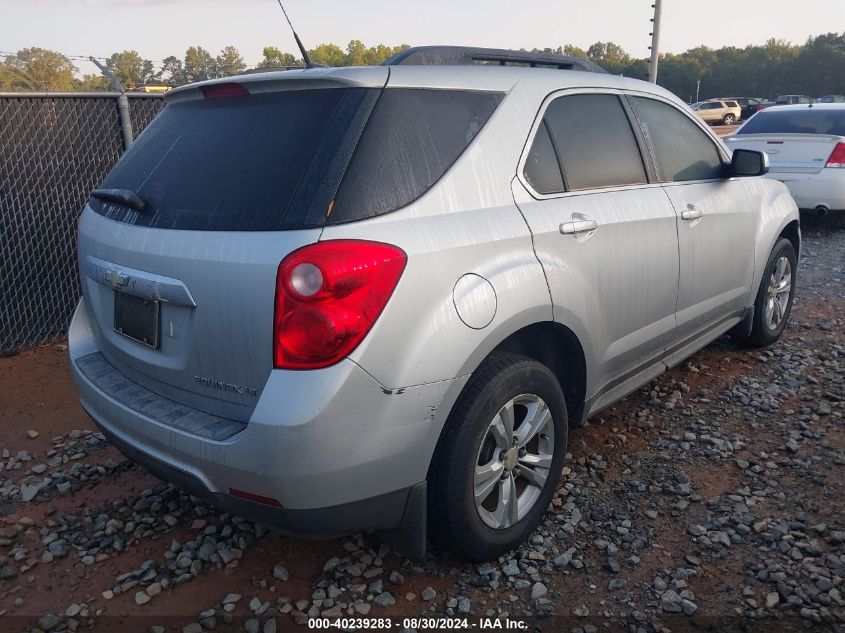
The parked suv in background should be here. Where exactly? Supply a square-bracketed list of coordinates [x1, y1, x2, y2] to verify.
[776, 95, 814, 105]
[719, 96, 763, 120]
[693, 99, 742, 125]
[70, 46, 800, 561]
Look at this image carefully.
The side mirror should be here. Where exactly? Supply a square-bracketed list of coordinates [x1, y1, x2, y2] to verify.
[731, 149, 769, 177]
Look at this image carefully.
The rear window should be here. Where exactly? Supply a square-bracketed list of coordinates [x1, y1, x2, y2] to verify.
[94, 89, 353, 231]
[92, 87, 502, 230]
[328, 89, 503, 224]
[738, 109, 845, 136]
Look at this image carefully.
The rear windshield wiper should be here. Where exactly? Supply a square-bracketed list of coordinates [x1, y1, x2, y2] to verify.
[90, 188, 147, 212]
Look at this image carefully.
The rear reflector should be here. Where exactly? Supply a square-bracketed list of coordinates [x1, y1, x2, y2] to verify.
[201, 82, 250, 99]
[229, 488, 283, 507]
[826, 142, 845, 168]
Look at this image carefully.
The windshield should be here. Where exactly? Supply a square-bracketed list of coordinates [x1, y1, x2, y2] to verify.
[737, 109, 845, 136]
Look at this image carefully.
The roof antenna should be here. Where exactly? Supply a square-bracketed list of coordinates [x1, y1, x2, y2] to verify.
[275, 0, 320, 68]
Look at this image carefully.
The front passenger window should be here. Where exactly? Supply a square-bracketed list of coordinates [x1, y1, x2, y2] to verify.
[629, 97, 724, 182]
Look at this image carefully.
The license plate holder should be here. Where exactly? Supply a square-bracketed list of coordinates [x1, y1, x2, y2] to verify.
[114, 292, 160, 349]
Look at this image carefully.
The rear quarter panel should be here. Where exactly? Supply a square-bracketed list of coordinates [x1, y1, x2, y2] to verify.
[320, 80, 552, 391]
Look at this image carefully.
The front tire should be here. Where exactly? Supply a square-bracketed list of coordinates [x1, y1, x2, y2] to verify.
[742, 237, 797, 347]
[428, 353, 568, 561]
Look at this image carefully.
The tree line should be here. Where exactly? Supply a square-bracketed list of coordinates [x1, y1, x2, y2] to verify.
[550, 33, 845, 101]
[1, 34, 843, 101]
[0, 41, 410, 92]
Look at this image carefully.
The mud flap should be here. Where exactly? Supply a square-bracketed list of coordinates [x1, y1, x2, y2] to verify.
[729, 306, 755, 340]
[377, 481, 427, 561]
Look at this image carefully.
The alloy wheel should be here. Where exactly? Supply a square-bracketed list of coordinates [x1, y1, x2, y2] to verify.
[765, 255, 792, 330]
[473, 394, 555, 529]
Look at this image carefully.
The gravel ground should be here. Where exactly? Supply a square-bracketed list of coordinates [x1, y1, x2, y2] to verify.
[0, 214, 842, 633]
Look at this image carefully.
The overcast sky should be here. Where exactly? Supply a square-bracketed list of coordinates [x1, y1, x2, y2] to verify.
[2, 0, 843, 74]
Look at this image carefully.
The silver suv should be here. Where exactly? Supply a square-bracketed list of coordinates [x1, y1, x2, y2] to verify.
[69, 46, 800, 561]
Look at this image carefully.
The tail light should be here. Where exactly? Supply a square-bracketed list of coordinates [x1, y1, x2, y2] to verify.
[826, 142, 845, 168]
[274, 240, 407, 370]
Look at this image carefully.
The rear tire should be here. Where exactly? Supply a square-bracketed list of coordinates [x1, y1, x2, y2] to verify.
[740, 238, 797, 347]
[428, 353, 568, 561]
[723, 113, 736, 125]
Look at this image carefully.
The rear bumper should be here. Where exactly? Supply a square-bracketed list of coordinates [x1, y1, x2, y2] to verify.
[97, 420, 420, 537]
[69, 299, 458, 543]
[768, 170, 845, 211]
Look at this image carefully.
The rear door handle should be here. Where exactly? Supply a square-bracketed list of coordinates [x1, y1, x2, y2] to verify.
[681, 209, 703, 221]
[560, 219, 599, 235]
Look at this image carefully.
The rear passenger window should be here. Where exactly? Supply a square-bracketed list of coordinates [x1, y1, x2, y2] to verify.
[329, 89, 503, 224]
[542, 94, 648, 191]
[523, 122, 564, 194]
[629, 97, 725, 182]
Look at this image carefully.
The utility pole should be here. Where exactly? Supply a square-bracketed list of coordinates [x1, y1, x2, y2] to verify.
[648, 0, 663, 84]
[696, 79, 701, 102]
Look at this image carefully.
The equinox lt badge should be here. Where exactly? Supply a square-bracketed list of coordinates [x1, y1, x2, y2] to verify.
[194, 375, 257, 396]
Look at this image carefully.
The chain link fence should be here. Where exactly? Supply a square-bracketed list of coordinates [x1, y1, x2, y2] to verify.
[0, 92, 165, 354]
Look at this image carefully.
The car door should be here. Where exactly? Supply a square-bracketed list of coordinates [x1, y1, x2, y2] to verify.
[705, 102, 723, 123]
[512, 90, 680, 405]
[627, 94, 756, 361]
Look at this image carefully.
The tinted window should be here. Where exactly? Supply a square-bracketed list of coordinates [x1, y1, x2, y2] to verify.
[523, 122, 564, 194]
[630, 97, 724, 182]
[94, 89, 352, 231]
[542, 94, 647, 190]
[329, 89, 503, 224]
[737, 109, 845, 136]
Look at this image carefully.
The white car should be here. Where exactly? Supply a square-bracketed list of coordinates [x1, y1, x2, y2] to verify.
[725, 104, 845, 214]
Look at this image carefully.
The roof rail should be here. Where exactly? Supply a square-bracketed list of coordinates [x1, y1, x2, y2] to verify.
[383, 45, 607, 74]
